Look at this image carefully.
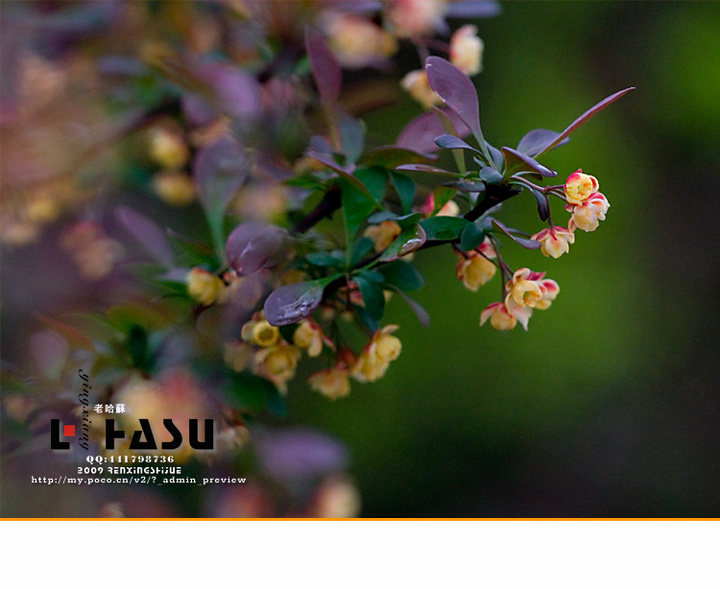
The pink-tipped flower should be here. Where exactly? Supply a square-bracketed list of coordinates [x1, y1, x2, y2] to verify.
[531, 226, 575, 258]
[564, 169, 599, 205]
[480, 301, 531, 331]
[567, 193, 610, 232]
[505, 268, 560, 311]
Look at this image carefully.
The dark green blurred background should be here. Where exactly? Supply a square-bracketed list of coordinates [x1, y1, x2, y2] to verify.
[288, 1, 720, 517]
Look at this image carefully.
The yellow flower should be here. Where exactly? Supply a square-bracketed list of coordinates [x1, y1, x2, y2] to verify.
[449, 25, 484, 76]
[148, 126, 190, 169]
[456, 250, 497, 291]
[351, 325, 401, 383]
[308, 366, 351, 400]
[293, 319, 328, 357]
[564, 169, 599, 205]
[401, 69, 443, 110]
[505, 268, 545, 309]
[364, 220, 402, 252]
[504, 268, 559, 314]
[153, 172, 195, 206]
[254, 342, 301, 394]
[241, 316, 280, 348]
[531, 226, 575, 258]
[186, 267, 224, 306]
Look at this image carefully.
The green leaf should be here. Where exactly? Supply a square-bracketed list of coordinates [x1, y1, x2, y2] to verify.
[367, 211, 422, 226]
[127, 325, 150, 371]
[390, 171, 416, 214]
[432, 186, 458, 215]
[227, 372, 277, 414]
[355, 274, 385, 321]
[266, 389, 288, 418]
[379, 261, 424, 291]
[420, 216, 471, 241]
[340, 179, 380, 253]
[349, 238, 375, 268]
[354, 167, 387, 204]
[460, 222, 486, 251]
[306, 251, 346, 268]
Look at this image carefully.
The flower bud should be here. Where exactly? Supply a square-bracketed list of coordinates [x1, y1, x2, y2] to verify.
[153, 171, 196, 206]
[148, 127, 190, 169]
[531, 226, 575, 258]
[564, 169, 599, 205]
[186, 267, 224, 306]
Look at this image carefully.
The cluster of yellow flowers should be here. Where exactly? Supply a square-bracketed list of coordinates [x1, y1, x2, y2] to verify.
[531, 170, 609, 260]
[222, 312, 403, 400]
[456, 169, 611, 331]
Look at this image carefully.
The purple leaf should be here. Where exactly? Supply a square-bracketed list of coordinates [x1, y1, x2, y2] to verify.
[226, 222, 287, 276]
[264, 280, 326, 326]
[194, 136, 248, 216]
[254, 428, 348, 481]
[395, 163, 462, 177]
[307, 150, 373, 198]
[445, 0, 501, 18]
[491, 219, 542, 249]
[425, 56, 481, 141]
[30, 330, 69, 381]
[527, 186, 549, 222]
[194, 62, 262, 119]
[115, 206, 174, 267]
[516, 128, 569, 157]
[397, 109, 470, 153]
[501, 147, 557, 177]
[365, 146, 437, 169]
[309, 135, 334, 154]
[537, 87, 635, 156]
[434, 134, 482, 153]
[392, 288, 430, 327]
[35, 313, 95, 352]
[305, 27, 342, 105]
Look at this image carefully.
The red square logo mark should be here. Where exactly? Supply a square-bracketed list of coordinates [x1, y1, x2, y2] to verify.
[64, 425, 75, 437]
